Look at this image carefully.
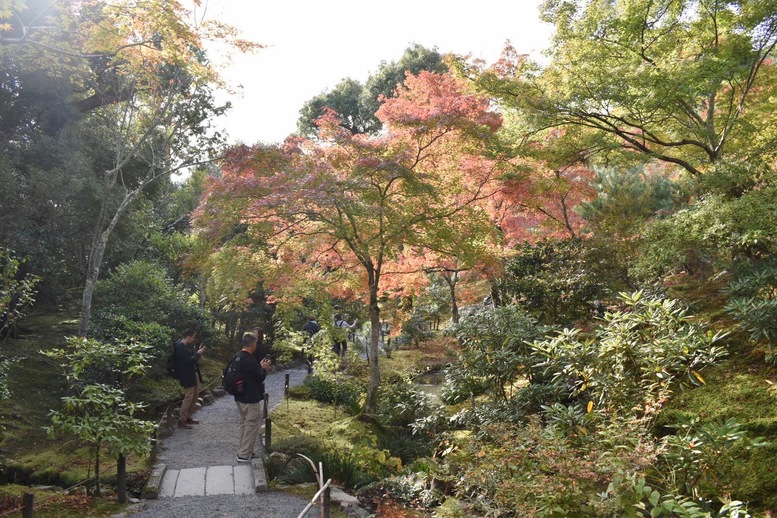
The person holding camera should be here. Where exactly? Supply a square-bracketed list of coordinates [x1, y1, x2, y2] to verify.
[174, 328, 206, 429]
[234, 329, 271, 462]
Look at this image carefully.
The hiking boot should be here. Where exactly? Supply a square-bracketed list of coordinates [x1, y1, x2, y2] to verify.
[178, 420, 193, 429]
[186, 418, 200, 424]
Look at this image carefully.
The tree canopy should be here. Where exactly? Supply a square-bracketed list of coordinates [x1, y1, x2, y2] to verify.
[198, 71, 505, 410]
[462, 0, 777, 179]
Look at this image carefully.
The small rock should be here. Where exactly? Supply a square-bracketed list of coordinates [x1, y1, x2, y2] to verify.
[331, 486, 360, 505]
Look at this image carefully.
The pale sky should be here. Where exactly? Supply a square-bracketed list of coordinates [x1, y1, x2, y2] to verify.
[203, 1, 554, 145]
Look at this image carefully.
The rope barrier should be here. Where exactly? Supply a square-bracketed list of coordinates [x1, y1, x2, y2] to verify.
[0, 475, 98, 517]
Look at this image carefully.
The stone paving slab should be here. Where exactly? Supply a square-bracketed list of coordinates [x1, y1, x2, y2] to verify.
[158, 468, 177, 498]
[233, 464, 255, 495]
[204, 465, 234, 495]
[173, 467, 206, 497]
[159, 465, 256, 498]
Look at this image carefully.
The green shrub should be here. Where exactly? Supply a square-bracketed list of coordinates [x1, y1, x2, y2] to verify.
[443, 305, 547, 405]
[267, 437, 396, 489]
[532, 291, 729, 418]
[303, 374, 363, 411]
[374, 379, 446, 430]
[658, 417, 769, 502]
[724, 261, 777, 364]
[500, 238, 611, 326]
[92, 260, 210, 343]
[397, 313, 434, 348]
[319, 448, 372, 488]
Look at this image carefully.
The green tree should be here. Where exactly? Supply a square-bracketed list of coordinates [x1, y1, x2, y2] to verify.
[500, 238, 610, 326]
[1, 0, 257, 335]
[44, 336, 155, 499]
[296, 44, 446, 138]
[0, 248, 40, 339]
[464, 0, 777, 178]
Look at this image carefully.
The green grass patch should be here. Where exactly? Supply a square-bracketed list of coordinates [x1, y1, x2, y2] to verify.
[270, 399, 368, 447]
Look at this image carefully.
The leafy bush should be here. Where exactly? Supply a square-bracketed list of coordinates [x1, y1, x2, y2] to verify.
[634, 188, 777, 282]
[91, 315, 174, 363]
[267, 437, 397, 489]
[658, 417, 769, 501]
[397, 313, 434, 348]
[499, 238, 611, 326]
[724, 262, 777, 364]
[532, 291, 729, 417]
[92, 260, 210, 343]
[0, 248, 40, 338]
[376, 428, 436, 465]
[443, 305, 547, 405]
[335, 446, 402, 487]
[371, 380, 447, 463]
[374, 379, 446, 430]
[303, 373, 363, 412]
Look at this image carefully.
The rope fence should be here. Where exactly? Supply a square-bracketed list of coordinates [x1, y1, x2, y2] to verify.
[0, 474, 98, 518]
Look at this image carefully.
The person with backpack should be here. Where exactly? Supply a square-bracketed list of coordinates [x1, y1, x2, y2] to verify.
[302, 316, 320, 337]
[332, 313, 357, 364]
[231, 329, 271, 462]
[174, 328, 207, 429]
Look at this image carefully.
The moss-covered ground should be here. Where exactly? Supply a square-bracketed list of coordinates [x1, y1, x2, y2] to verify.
[658, 345, 777, 512]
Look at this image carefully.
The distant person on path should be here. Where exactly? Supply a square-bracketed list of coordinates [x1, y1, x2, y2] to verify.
[332, 313, 357, 363]
[234, 330, 271, 462]
[174, 328, 206, 429]
[302, 316, 320, 373]
[302, 316, 320, 337]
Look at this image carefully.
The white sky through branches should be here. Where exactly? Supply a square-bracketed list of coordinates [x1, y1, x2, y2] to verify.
[204, 0, 553, 145]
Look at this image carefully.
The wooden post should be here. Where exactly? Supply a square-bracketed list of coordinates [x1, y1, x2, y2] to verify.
[263, 392, 269, 419]
[23, 493, 33, 518]
[284, 373, 289, 396]
[321, 484, 331, 518]
[117, 454, 127, 503]
[264, 418, 272, 450]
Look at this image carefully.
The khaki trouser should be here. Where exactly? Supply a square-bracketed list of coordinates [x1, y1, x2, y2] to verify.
[236, 401, 261, 458]
[179, 380, 200, 421]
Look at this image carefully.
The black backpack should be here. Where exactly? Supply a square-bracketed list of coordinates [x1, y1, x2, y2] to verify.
[222, 353, 245, 395]
[166, 343, 178, 379]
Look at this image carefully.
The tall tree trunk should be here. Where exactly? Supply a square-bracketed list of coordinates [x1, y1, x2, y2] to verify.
[446, 271, 460, 324]
[94, 445, 101, 497]
[366, 275, 381, 414]
[79, 183, 144, 336]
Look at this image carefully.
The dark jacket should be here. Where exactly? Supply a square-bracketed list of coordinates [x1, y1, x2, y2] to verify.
[234, 350, 266, 404]
[174, 339, 202, 388]
[302, 319, 320, 337]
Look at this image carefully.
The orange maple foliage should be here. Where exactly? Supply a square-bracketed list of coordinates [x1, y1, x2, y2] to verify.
[196, 71, 506, 409]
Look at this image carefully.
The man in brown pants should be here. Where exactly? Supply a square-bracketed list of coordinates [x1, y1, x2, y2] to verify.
[174, 328, 206, 429]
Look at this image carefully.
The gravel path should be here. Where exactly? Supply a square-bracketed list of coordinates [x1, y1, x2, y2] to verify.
[124, 367, 315, 518]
